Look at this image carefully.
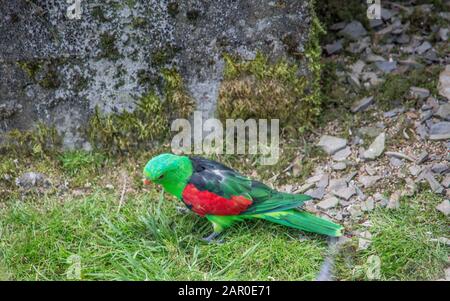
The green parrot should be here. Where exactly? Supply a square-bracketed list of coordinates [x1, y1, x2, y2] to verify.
[143, 153, 343, 242]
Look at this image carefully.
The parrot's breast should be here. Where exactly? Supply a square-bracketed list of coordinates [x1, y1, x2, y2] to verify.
[181, 184, 252, 216]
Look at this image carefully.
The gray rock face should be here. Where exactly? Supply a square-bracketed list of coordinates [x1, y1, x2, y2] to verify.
[387, 191, 401, 209]
[359, 175, 381, 188]
[351, 60, 365, 75]
[325, 40, 343, 55]
[351, 96, 374, 113]
[0, 0, 312, 148]
[442, 175, 450, 188]
[436, 200, 450, 216]
[0, 101, 23, 120]
[15, 172, 50, 189]
[395, 33, 410, 44]
[415, 41, 432, 55]
[417, 151, 429, 164]
[365, 53, 385, 63]
[332, 186, 356, 201]
[424, 172, 444, 194]
[438, 65, 450, 101]
[348, 72, 360, 88]
[306, 187, 326, 200]
[431, 163, 449, 174]
[439, 28, 449, 41]
[410, 87, 430, 100]
[357, 231, 372, 250]
[347, 37, 370, 54]
[361, 198, 374, 212]
[317, 197, 339, 210]
[332, 162, 347, 171]
[362, 133, 385, 160]
[383, 107, 404, 118]
[332, 146, 351, 161]
[317, 174, 329, 189]
[317, 135, 347, 155]
[357, 126, 383, 138]
[338, 21, 367, 41]
[381, 8, 395, 20]
[389, 157, 403, 168]
[434, 103, 450, 121]
[429, 122, 450, 140]
[409, 165, 422, 177]
[374, 61, 397, 74]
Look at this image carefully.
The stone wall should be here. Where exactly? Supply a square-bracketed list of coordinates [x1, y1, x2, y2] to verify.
[0, 0, 313, 149]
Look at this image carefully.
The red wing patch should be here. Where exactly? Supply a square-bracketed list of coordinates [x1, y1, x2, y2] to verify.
[181, 184, 253, 216]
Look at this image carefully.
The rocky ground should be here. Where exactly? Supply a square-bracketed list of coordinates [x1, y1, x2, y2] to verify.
[282, 1, 450, 278]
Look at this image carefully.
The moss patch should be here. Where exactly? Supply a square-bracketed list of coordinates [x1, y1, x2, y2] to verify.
[218, 4, 324, 136]
[17, 59, 62, 89]
[99, 33, 121, 60]
[374, 65, 443, 111]
[1, 123, 61, 158]
[17, 61, 42, 79]
[151, 45, 179, 67]
[87, 69, 194, 153]
[38, 67, 60, 89]
[131, 17, 147, 29]
[91, 6, 108, 22]
[315, 0, 369, 32]
[167, 2, 179, 17]
[59, 151, 105, 176]
[407, 4, 450, 34]
[218, 53, 313, 137]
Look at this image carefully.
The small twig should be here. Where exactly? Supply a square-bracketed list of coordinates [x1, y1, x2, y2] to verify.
[385, 151, 416, 162]
[384, 1, 414, 14]
[117, 173, 128, 213]
[317, 210, 336, 221]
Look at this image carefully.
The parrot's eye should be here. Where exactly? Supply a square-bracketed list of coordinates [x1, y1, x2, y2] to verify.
[158, 174, 164, 180]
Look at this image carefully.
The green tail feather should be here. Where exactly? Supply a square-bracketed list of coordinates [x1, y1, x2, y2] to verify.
[257, 210, 343, 237]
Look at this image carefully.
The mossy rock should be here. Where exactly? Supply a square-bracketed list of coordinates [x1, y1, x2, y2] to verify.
[87, 69, 194, 153]
[1, 123, 61, 158]
[99, 33, 121, 60]
[217, 7, 324, 137]
[218, 53, 308, 136]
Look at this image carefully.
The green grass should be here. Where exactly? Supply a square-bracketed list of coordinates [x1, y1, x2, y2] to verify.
[59, 151, 105, 176]
[373, 65, 443, 111]
[0, 174, 448, 280]
[0, 189, 327, 280]
[57, 150, 106, 187]
[335, 192, 449, 280]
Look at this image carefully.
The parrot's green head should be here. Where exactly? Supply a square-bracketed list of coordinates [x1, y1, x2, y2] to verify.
[143, 153, 193, 199]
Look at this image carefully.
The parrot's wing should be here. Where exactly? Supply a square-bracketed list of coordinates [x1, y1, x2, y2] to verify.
[188, 156, 311, 215]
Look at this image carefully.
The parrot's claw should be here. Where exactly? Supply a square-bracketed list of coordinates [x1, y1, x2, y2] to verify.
[202, 232, 223, 244]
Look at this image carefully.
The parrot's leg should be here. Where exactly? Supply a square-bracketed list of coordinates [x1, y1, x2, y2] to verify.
[203, 215, 241, 244]
[202, 232, 222, 244]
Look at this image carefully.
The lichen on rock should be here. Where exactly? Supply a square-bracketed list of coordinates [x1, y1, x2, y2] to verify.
[0, 0, 317, 149]
[87, 68, 194, 153]
[217, 1, 324, 136]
